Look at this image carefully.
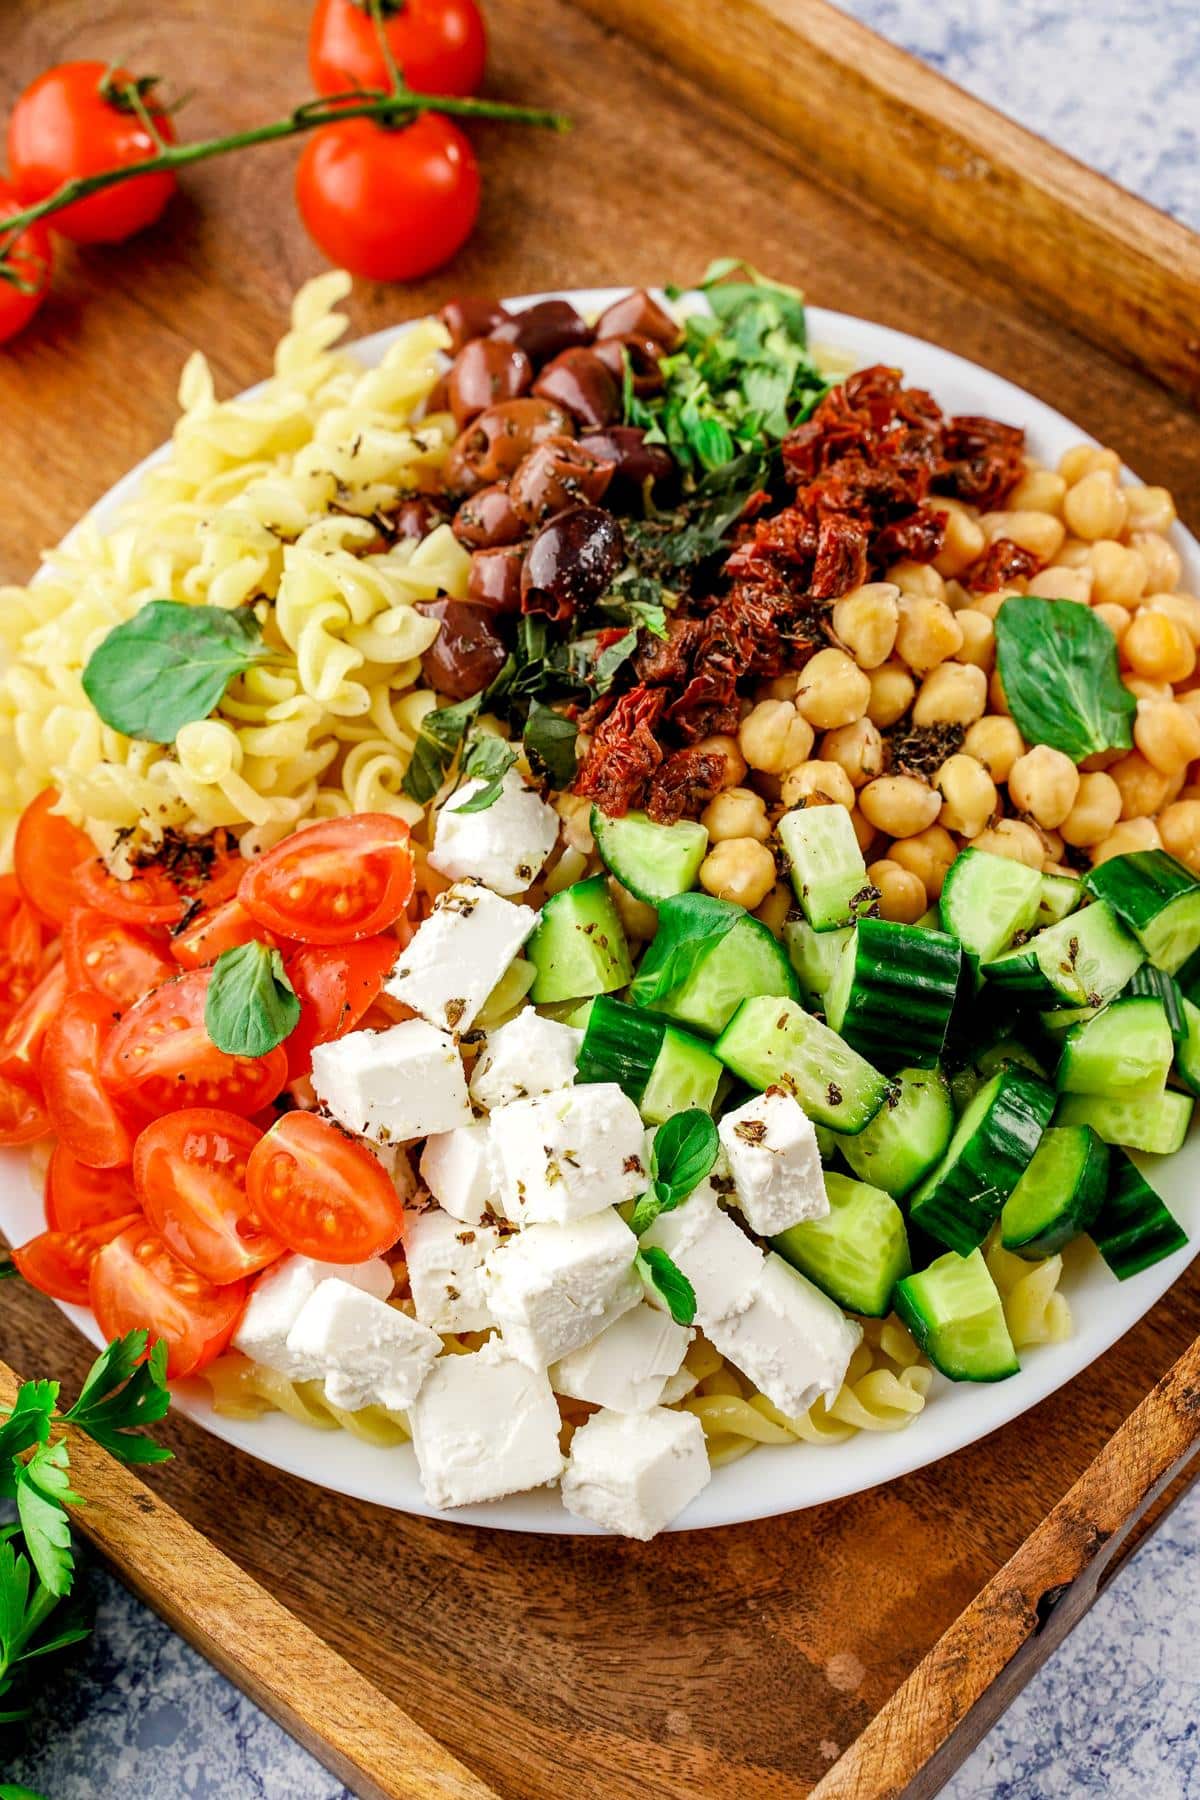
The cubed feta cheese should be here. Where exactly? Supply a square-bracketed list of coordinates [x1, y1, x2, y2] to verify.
[232, 1254, 394, 1378]
[560, 1406, 711, 1540]
[718, 1089, 830, 1236]
[311, 1019, 472, 1144]
[402, 1208, 499, 1333]
[430, 766, 559, 896]
[384, 881, 537, 1033]
[483, 1207, 641, 1370]
[468, 1009, 582, 1111]
[285, 1279, 440, 1412]
[705, 1252, 861, 1416]
[408, 1338, 565, 1508]
[419, 1122, 499, 1224]
[639, 1182, 763, 1327]
[489, 1083, 647, 1224]
[551, 1301, 691, 1413]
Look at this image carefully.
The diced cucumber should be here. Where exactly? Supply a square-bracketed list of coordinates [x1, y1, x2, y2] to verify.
[632, 894, 798, 1037]
[909, 1068, 1055, 1254]
[894, 1248, 1019, 1382]
[983, 900, 1144, 1007]
[772, 1172, 911, 1316]
[939, 848, 1043, 965]
[824, 918, 962, 1071]
[1055, 1088, 1194, 1156]
[783, 917, 852, 1006]
[1084, 849, 1200, 974]
[538, 996, 596, 1028]
[714, 995, 889, 1133]
[640, 1027, 723, 1124]
[1036, 872, 1083, 927]
[590, 807, 708, 904]
[1039, 1003, 1100, 1041]
[1174, 996, 1200, 1096]
[1055, 996, 1173, 1098]
[1089, 1150, 1189, 1279]
[526, 876, 633, 1004]
[1000, 1124, 1108, 1259]
[778, 806, 873, 932]
[836, 1066, 955, 1199]
[576, 995, 721, 1122]
[947, 1034, 1047, 1117]
[915, 905, 943, 930]
[1124, 963, 1186, 1040]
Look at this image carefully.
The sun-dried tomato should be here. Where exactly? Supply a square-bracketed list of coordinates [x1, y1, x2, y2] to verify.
[572, 684, 666, 816]
[967, 536, 1043, 593]
[646, 749, 727, 824]
[936, 416, 1025, 511]
[633, 616, 702, 687]
[872, 507, 946, 570]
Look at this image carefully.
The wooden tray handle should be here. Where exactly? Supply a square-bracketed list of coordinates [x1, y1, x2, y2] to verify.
[0, 1359, 499, 1800]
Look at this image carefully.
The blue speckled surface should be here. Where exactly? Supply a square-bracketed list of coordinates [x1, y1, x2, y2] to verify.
[7, 5, 1200, 1796]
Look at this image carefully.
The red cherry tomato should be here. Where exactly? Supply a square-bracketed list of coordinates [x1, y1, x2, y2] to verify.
[0, 876, 45, 1024]
[170, 897, 281, 970]
[42, 991, 134, 1170]
[89, 1220, 247, 1376]
[13, 1213, 141, 1306]
[283, 936, 399, 1080]
[7, 60, 177, 245]
[0, 1069, 50, 1146]
[63, 909, 176, 1010]
[295, 113, 479, 283]
[45, 1143, 139, 1233]
[74, 831, 245, 928]
[0, 960, 68, 1085]
[240, 814, 414, 945]
[0, 178, 53, 346]
[100, 968, 288, 1119]
[245, 1112, 404, 1262]
[134, 1109, 284, 1285]
[308, 0, 486, 99]
[13, 790, 94, 926]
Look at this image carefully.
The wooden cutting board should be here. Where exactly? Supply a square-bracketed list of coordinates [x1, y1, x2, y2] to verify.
[3, 1, 1200, 1795]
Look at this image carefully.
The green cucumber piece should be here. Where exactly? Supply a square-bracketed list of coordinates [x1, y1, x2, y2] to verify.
[1039, 1003, 1100, 1041]
[1084, 849, 1200, 974]
[1036, 871, 1084, 927]
[783, 916, 852, 1006]
[538, 996, 596, 1028]
[1124, 963, 1187, 1039]
[714, 994, 889, 1133]
[983, 900, 1144, 1007]
[772, 1172, 911, 1316]
[1055, 996, 1173, 1098]
[939, 847, 1043, 965]
[526, 876, 633, 1004]
[1089, 1150, 1188, 1279]
[778, 806, 873, 931]
[640, 1026, 723, 1124]
[632, 894, 798, 1037]
[1055, 1087, 1194, 1156]
[909, 1068, 1055, 1255]
[1173, 995, 1200, 1096]
[914, 905, 943, 930]
[824, 918, 962, 1070]
[1000, 1124, 1108, 1259]
[835, 1066, 955, 1199]
[590, 807, 708, 904]
[576, 995, 720, 1122]
[894, 1247, 1019, 1381]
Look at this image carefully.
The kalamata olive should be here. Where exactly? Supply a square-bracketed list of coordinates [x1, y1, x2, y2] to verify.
[521, 506, 626, 623]
[578, 427, 675, 500]
[592, 334, 666, 396]
[452, 483, 525, 549]
[491, 299, 592, 365]
[444, 399, 575, 495]
[447, 340, 533, 429]
[414, 599, 509, 699]
[438, 296, 510, 352]
[423, 373, 450, 415]
[391, 495, 448, 541]
[592, 288, 682, 349]
[468, 545, 525, 615]
[508, 437, 615, 528]
[531, 348, 620, 430]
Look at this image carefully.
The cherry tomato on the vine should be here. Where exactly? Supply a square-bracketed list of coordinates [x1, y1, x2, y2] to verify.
[295, 113, 479, 282]
[308, 0, 487, 101]
[7, 60, 177, 245]
[0, 179, 52, 347]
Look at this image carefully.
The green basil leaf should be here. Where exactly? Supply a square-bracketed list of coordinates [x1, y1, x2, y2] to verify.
[82, 601, 268, 744]
[455, 736, 520, 813]
[523, 701, 578, 788]
[994, 596, 1136, 763]
[592, 627, 640, 696]
[636, 1248, 697, 1326]
[629, 893, 741, 1005]
[205, 941, 300, 1057]
[403, 694, 482, 803]
[651, 1109, 720, 1206]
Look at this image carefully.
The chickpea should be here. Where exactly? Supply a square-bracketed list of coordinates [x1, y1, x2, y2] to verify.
[1147, 590, 1200, 646]
[555, 791, 595, 855]
[1089, 540, 1147, 608]
[988, 667, 1011, 717]
[821, 717, 883, 788]
[943, 579, 972, 613]
[1091, 817, 1162, 864]
[1133, 700, 1200, 776]
[971, 819, 1044, 868]
[1007, 745, 1080, 829]
[981, 509, 1066, 562]
[868, 858, 927, 924]
[781, 760, 857, 811]
[1063, 468, 1128, 541]
[701, 786, 771, 843]
[849, 806, 877, 855]
[754, 882, 793, 937]
[1093, 602, 1131, 646]
[889, 823, 958, 897]
[912, 661, 988, 728]
[859, 775, 942, 838]
[1132, 534, 1183, 594]
[932, 501, 986, 578]
[1122, 609, 1196, 684]
[756, 673, 800, 702]
[970, 587, 1013, 623]
[1007, 467, 1068, 516]
[609, 878, 658, 944]
[1042, 828, 1066, 862]
[935, 754, 997, 838]
[831, 583, 900, 670]
[1057, 538, 1096, 570]
[1157, 800, 1200, 871]
[1059, 771, 1122, 848]
[866, 661, 916, 728]
[954, 609, 996, 671]
[1124, 677, 1173, 703]
[1059, 444, 1120, 484]
[1124, 485, 1177, 535]
[895, 595, 963, 676]
[963, 714, 1025, 783]
[693, 733, 747, 789]
[738, 700, 813, 775]
[888, 560, 945, 602]
[699, 838, 777, 910]
[1108, 749, 1173, 819]
[1036, 564, 1092, 605]
[794, 649, 871, 731]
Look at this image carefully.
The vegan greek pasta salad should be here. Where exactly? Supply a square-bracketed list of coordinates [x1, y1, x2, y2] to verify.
[1, 266, 1197, 1538]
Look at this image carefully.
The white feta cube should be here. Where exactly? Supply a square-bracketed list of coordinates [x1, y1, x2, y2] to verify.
[489, 1083, 647, 1225]
[419, 1122, 499, 1224]
[232, 1253, 393, 1378]
[551, 1301, 691, 1413]
[384, 881, 537, 1034]
[469, 1009, 582, 1111]
[285, 1279, 440, 1412]
[718, 1089, 830, 1236]
[705, 1253, 862, 1416]
[639, 1182, 763, 1327]
[483, 1208, 641, 1370]
[430, 767, 559, 897]
[311, 1019, 472, 1144]
[408, 1338, 565, 1508]
[561, 1406, 711, 1540]
[402, 1208, 499, 1333]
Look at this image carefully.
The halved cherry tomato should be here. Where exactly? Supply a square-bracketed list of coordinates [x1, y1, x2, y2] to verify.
[63, 908, 176, 1009]
[170, 897, 280, 970]
[45, 1143, 139, 1233]
[0, 876, 44, 1022]
[14, 1213, 140, 1305]
[74, 830, 245, 928]
[240, 814, 414, 945]
[0, 959, 68, 1084]
[245, 1112, 404, 1262]
[308, 0, 487, 100]
[13, 789, 94, 926]
[42, 991, 134, 1169]
[0, 1069, 50, 1146]
[134, 1109, 283, 1285]
[89, 1220, 247, 1377]
[0, 177, 52, 345]
[283, 936, 399, 1080]
[100, 968, 288, 1119]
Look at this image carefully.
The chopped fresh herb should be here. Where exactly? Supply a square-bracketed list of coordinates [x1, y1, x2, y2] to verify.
[63, 1333, 173, 1466]
[995, 597, 1136, 763]
[630, 1108, 720, 1233]
[597, 580, 670, 639]
[81, 600, 271, 744]
[592, 628, 640, 695]
[402, 693, 482, 803]
[623, 448, 774, 585]
[886, 720, 966, 780]
[630, 893, 741, 1005]
[205, 940, 300, 1057]
[523, 702, 578, 788]
[636, 1247, 697, 1326]
[453, 735, 520, 813]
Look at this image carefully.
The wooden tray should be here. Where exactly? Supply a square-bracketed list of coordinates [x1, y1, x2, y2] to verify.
[4, 0, 1200, 1795]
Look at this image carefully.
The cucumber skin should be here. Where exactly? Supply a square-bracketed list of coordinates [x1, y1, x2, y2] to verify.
[1054, 996, 1174, 1099]
[832, 919, 962, 1071]
[633, 898, 798, 1037]
[836, 1066, 954, 1199]
[940, 847, 1043, 964]
[714, 995, 889, 1133]
[1090, 1150, 1188, 1280]
[526, 876, 633, 1004]
[576, 994, 663, 1101]
[1000, 1124, 1109, 1259]
[1084, 850, 1200, 973]
[894, 1249, 1019, 1382]
[982, 901, 1143, 1008]
[909, 1069, 1056, 1255]
[772, 1173, 911, 1316]
[590, 807, 708, 905]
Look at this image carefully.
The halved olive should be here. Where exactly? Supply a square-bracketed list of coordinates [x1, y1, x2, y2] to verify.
[521, 507, 625, 623]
